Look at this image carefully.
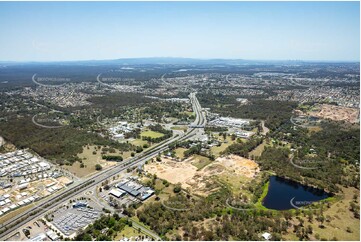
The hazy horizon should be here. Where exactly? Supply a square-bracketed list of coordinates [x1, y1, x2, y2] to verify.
[0, 56, 360, 64]
[0, 1, 359, 62]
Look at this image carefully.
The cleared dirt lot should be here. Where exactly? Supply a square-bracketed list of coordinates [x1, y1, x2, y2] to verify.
[308, 104, 359, 123]
[145, 157, 198, 187]
[215, 155, 260, 178]
[144, 155, 260, 196]
[144, 157, 218, 196]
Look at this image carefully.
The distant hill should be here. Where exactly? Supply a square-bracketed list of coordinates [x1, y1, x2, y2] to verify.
[1, 57, 356, 66]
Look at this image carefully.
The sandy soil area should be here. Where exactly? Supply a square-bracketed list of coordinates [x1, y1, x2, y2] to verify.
[144, 155, 260, 196]
[57, 176, 73, 185]
[215, 155, 260, 178]
[144, 157, 198, 189]
[308, 104, 359, 123]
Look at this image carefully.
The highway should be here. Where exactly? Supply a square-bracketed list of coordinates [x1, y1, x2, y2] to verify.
[188, 92, 206, 139]
[0, 92, 206, 240]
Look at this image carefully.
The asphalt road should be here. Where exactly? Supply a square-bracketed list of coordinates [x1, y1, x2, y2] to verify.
[130, 218, 162, 241]
[0, 92, 206, 240]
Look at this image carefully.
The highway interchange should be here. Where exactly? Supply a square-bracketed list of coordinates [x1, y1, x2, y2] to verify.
[0, 92, 206, 240]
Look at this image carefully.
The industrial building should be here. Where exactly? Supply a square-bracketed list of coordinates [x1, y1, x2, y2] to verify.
[46, 230, 60, 241]
[109, 188, 126, 198]
[72, 201, 88, 208]
[115, 178, 154, 201]
[30, 233, 47, 241]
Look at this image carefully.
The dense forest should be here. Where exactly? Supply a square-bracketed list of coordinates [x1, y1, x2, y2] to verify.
[197, 93, 297, 131]
[309, 122, 360, 164]
[88, 92, 155, 114]
[143, 101, 192, 123]
[222, 137, 263, 158]
[74, 214, 133, 241]
[130, 186, 329, 241]
[258, 146, 351, 193]
[272, 121, 359, 165]
[0, 117, 132, 164]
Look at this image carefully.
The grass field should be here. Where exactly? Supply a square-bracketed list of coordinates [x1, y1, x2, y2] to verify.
[174, 147, 187, 160]
[121, 151, 132, 159]
[210, 136, 237, 157]
[114, 225, 144, 240]
[140, 176, 175, 202]
[64, 145, 119, 177]
[141, 130, 164, 138]
[182, 111, 195, 117]
[146, 177, 177, 202]
[0, 203, 34, 224]
[217, 172, 251, 196]
[171, 126, 188, 132]
[283, 186, 360, 241]
[249, 140, 268, 157]
[191, 155, 212, 170]
[130, 139, 148, 147]
[154, 178, 166, 191]
[210, 143, 230, 157]
[254, 181, 269, 210]
[307, 126, 323, 132]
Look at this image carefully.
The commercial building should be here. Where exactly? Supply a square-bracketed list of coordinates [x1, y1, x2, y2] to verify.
[261, 232, 272, 241]
[138, 187, 155, 201]
[115, 179, 154, 201]
[234, 130, 255, 139]
[109, 188, 126, 198]
[30, 233, 47, 241]
[117, 183, 140, 197]
[72, 201, 88, 208]
[46, 230, 59, 241]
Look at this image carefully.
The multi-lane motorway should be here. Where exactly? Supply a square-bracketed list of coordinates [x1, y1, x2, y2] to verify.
[0, 92, 206, 240]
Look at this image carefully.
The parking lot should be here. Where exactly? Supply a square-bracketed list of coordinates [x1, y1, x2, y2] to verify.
[49, 201, 101, 237]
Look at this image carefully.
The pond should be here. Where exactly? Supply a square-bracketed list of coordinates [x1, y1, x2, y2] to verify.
[262, 176, 331, 210]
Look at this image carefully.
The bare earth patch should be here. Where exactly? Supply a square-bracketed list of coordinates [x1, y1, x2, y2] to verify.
[308, 104, 359, 123]
[144, 156, 217, 196]
[144, 155, 260, 196]
[57, 176, 73, 186]
[144, 157, 198, 188]
[215, 155, 260, 178]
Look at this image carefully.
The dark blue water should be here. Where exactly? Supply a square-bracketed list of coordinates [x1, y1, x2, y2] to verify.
[262, 176, 331, 210]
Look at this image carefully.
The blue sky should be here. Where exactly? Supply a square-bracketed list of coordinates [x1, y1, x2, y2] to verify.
[0, 1, 359, 61]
